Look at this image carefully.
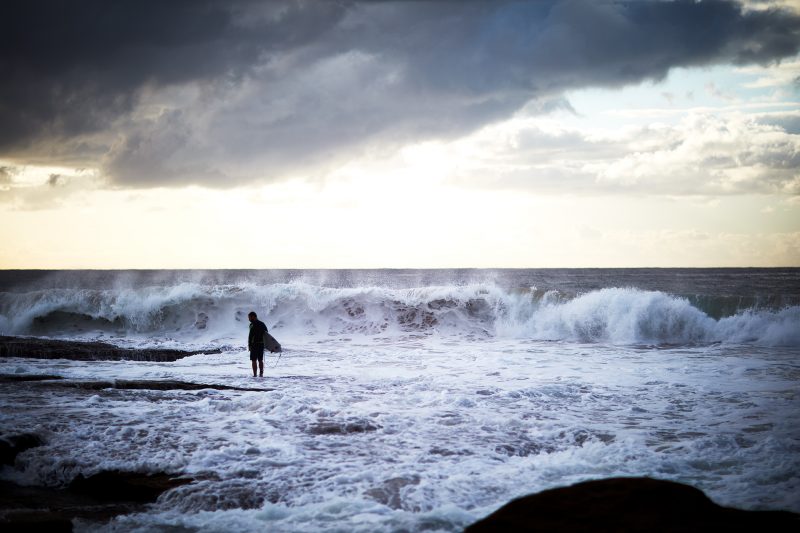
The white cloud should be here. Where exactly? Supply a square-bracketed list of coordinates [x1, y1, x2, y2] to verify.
[430, 107, 800, 196]
[742, 0, 800, 13]
[737, 59, 800, 89]
[0, 163, 101, 209]
[595, 112, 799, 194]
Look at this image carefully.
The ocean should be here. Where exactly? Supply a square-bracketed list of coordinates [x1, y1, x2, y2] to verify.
[1, 268, 799, 531]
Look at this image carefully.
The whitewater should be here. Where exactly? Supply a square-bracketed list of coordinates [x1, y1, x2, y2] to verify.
[1, 269, 799, 531]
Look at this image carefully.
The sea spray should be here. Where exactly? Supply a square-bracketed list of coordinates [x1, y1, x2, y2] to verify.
[523, 288, 715, 344]
[0, 269, 800, 346]
[1, 279, 799, 347]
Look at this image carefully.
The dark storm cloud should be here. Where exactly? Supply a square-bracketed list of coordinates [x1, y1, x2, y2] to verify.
[0, 0, 347, 150]
[2, 0, 799, 187]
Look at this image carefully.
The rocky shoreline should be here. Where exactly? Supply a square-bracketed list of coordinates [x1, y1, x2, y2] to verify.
[2, 418, 798, 531]
[0, 336, 220, 362]
[2, 467, 797, 532]
[0, 373, 274, 393]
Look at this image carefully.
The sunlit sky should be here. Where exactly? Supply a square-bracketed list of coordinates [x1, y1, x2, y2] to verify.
[1, 0, 799, 268]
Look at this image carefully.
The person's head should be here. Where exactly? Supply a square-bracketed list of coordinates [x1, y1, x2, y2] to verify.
[248, 311, 257, 322]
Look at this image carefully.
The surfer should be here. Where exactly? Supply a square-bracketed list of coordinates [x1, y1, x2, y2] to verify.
[247, 311, 268, 377]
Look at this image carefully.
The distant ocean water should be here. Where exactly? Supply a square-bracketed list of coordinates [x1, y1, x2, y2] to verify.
[1, 269, 799, 531]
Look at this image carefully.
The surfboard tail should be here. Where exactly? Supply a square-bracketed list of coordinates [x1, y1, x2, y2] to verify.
[264, 333, 281, 353]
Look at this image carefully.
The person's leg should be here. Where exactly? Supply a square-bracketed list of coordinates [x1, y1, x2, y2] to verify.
[259, 357, 264, 377]
[251, 359, 258, 377]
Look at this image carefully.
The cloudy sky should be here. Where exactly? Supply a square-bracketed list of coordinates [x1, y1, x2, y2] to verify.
[1, 0, 799, 268]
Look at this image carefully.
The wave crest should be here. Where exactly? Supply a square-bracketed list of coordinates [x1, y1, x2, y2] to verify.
[0, 282, 797, 347]
[523, 288, 714, 344]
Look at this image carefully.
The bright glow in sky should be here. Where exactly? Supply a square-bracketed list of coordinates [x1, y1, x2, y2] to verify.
[1, 1, 799, 268]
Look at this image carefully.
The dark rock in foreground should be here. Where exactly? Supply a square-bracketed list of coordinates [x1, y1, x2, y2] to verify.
[0, 336, 220, 362]
[68, 470, 193, 504]
[465, 477, 799, 532]
[0, 433, 44, 466]
[0, 470, 193, 532]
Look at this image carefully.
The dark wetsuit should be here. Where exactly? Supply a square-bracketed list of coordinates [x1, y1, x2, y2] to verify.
[248, 319, 268, 361]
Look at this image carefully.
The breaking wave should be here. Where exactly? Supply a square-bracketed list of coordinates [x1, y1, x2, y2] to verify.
[0, 282, 798, 347]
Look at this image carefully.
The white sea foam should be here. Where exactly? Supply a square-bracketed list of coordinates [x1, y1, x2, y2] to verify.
[2, 282, 798, 347]
[2, 335, 799, 532]
[1, 271, 798, 531]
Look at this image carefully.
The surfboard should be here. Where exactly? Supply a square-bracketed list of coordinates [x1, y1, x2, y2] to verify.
[264, 332, 281, 353]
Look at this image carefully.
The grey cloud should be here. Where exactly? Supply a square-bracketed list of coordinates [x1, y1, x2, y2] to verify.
[349, 0, 800, 91]
[758, 113, 800, 134]
[104, 109, 229, 186]
[0, 0, 346, 151]
[2, 0, 800, 187]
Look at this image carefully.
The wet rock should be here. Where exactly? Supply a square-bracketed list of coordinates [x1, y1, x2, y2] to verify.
[465, 477, 800, 532]
[0, 471, 194, 531]
[494, 441, 542, 457]
[0, 433, 44, 466]
[50, 380, 272, 393]
[364, 475, 420, 510]
[560, 428, 616, 447]
[0, 374, 63, 382]
[161, 479, 277, 511]
[429, 446, 472, 457]
[68, 470, 193, 503]
[309, 418, 381, 435]
[0, 375, 271, 392]
[0, 336, 221, 362]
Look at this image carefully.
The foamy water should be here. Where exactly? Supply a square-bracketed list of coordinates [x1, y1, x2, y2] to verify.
[1, 269, 798, 531]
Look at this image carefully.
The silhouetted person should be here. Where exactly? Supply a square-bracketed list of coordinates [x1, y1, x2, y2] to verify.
[247, 311, 268, 377]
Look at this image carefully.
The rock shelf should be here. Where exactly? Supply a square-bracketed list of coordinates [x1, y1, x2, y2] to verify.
[0, 336, 221, 362]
